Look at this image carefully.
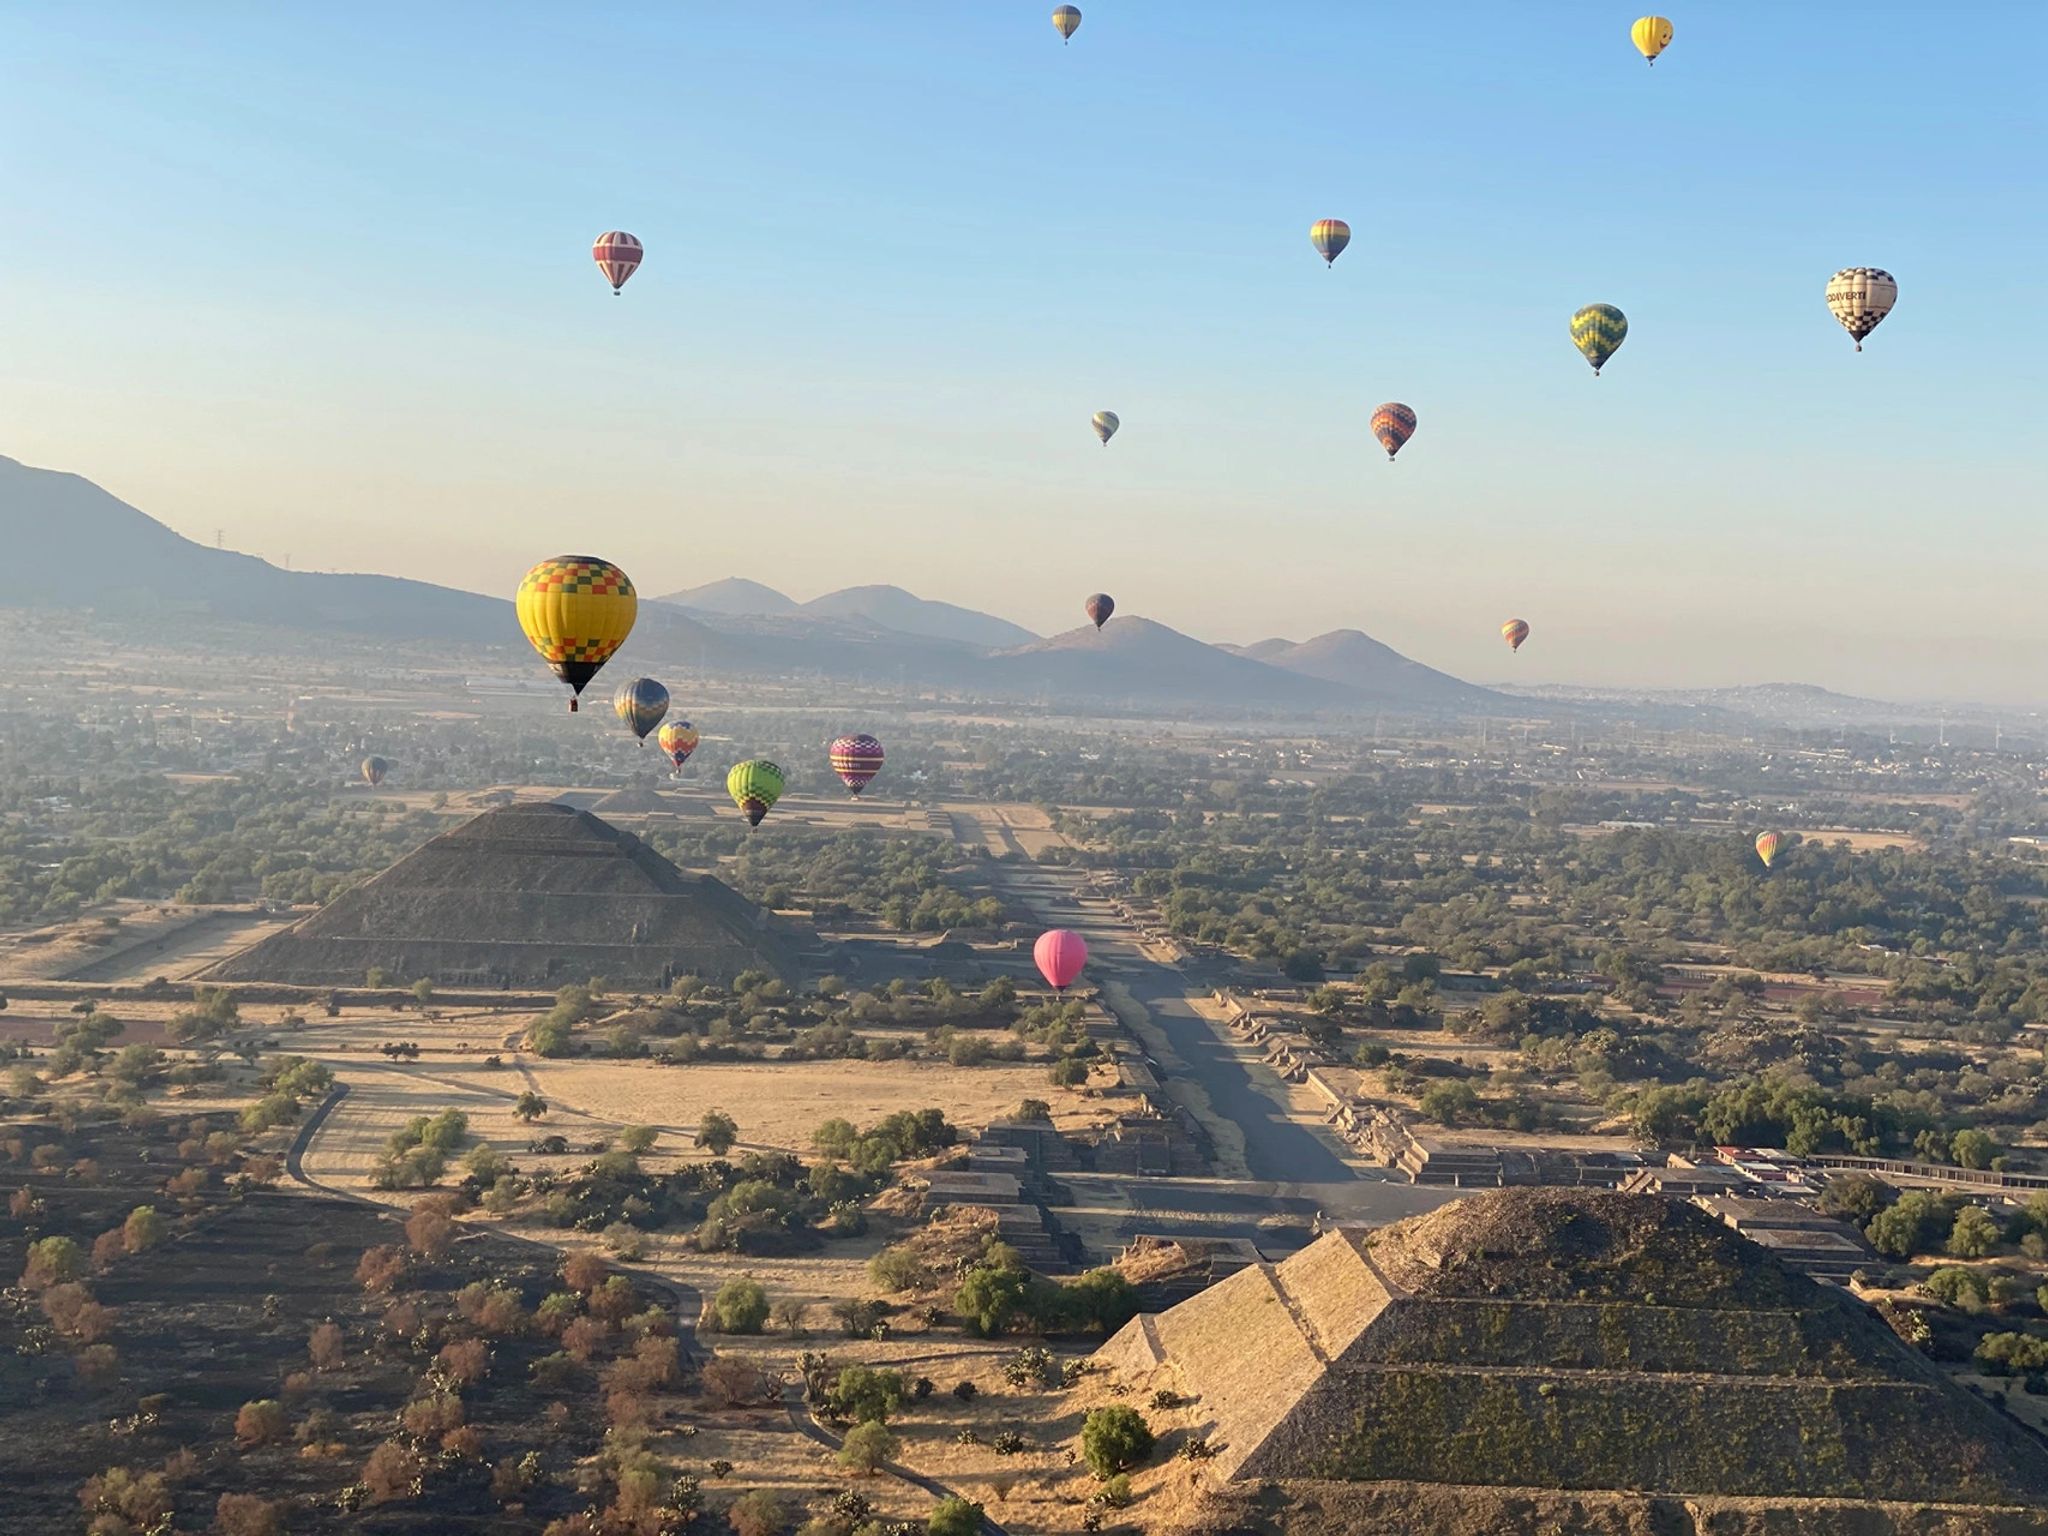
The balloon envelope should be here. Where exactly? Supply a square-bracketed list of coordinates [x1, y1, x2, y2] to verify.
[657, 719, 699, 773]
[1755, 831, 1782, 869]
[1085, 593, 1115, 629]
[829, 733, 886, 796]
[1371, 402, 1416, 460]
[613, 677, 670, 740]
[1052, 4, 1081, 40]
[1631, 15, 1673, 62]
[1825, 267, 1897, 351]
[516, 556, 637, 711]
[593, 231, 642, 293]
[360, 756, 388, 787]
[1501, 619, 1530, 652]
[1035, 928, 1089, 990]
[1092, 411, 1119, 445]
[1570, 304, 1628, 375]
[1310, 218, 1351, 266]
[727, 759, 786, 827]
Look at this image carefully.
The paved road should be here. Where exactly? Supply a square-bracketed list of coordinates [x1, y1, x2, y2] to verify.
[980, 857, 1359, 1185]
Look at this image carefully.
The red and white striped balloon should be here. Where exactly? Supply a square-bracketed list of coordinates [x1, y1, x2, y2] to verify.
[592, 231, 643, 294]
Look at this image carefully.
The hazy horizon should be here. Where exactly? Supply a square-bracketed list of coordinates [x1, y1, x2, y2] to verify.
[4, 3, 2044, 703]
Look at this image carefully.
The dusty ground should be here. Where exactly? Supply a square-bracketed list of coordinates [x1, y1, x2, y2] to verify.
[0, 900, 294, 983]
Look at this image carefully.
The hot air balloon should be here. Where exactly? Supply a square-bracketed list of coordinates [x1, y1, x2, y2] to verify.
[1755, 831, 1782, 869]
[515, 556, 637, 712]
[1085, 593, 1115, 630]
[657, 719, 699, 775]
[1310, 219, 1351, 267]
[1052, 4, 1081, 42]
[361, 756, 389, 787]
[1631, 16, 1673, 64]
[1370, 402, 1416, 461]
[1092, 411, 1120, 446]
[1825, 268, 1897, 352]
[1570, 303, 1628, 376]
[1034, 928, 1088, 992]
[613, 677, 669, 741]
[593, 231, 642, 294]
[727, 759, 786, 828]
[829, 733, 886, 796]
[1501, 619, 1530, 653]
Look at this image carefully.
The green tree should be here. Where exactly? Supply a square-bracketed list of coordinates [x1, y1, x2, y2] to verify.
[696, 1108, 739, 1156]
[410, 978, 434, 1006]
[710, 1278, 770, 1334]
[1817, 1173, 1891, 1223]
[121, 1206, 165, 1253]
[826, 1365, 906, 1424]
[956, 1259, 1031, 1337]
[1947, 1205, 2001, 1259]
[1866, 1191, 1955, 1259]
[836, 1420, 898, 1475]
[619, 1124, 658, 1154]
[512, 1092, 547, 1123]
[927, 1496, 985, 1536]
[1080, 1406, 1154, 1478]
[1951, 1128, 1998, 1170]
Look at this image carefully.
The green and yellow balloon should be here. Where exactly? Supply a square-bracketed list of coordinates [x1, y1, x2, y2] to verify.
[1570, 303, 1628, 376]
[726, 759, 786, 827]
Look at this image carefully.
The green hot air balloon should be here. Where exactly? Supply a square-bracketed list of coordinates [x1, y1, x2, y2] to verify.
[1570, 303, 1628, 376]
[726, 759, 786, 827]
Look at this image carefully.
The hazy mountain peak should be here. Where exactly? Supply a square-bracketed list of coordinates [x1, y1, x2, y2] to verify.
[657, 577, 798, 616]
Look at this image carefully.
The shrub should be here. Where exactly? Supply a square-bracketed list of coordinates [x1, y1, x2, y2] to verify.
[22, 1234, 83, 1288]
[79, 1467, 172, 1531]
[121, 1206, 165, 1254]
[952, 1380, 978, 1401]
[702, 1352, 776, 1407]
[695, 1109, 739, 1155]
[437, 1337, 491, 1386]
[405, 1203, 456, 1260]
[927, 1496, 984, 1536]
[836, 1420, 898, 1475]
[563, 1251, 611, 1293]
[357, 1244, 408, 1294]
[1092, 1474, 1132, 1509]
[728, 1488, 793, 1536]
[362, 1440, 423, 1504]
[1003, 1347, 1058, 1390]
[710, 1277, 771, 1334]
[619, 1124, 659, 1154]
[308, 1320, 346, 1370]
[1080, 1406, 1153, 1477]
[214, 1492, 285, 1536]
[235, 1399, 290, 1447]
[868, 1245, 928, 1293]
[826, 1365, 906, 1424]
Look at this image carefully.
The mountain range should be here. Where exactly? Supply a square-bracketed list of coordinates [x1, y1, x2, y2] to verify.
[1, 453, 1507, 715]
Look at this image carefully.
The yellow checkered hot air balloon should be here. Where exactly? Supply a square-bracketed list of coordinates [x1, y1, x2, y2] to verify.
[1570, 304, 1628, 376]
[515, 556, 637, 712]
[727, 759, 786, 828]
[1631, 16, 1673, 65]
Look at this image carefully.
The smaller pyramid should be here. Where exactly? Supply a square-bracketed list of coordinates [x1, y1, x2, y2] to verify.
[205, 803, 792, 989]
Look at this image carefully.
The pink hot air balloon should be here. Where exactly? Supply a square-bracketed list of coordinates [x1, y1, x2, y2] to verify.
[1034, 929, 1088, 992]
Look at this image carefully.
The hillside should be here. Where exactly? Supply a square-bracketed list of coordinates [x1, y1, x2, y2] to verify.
[1252, 629, 1500, 709]
[797, 584, 1037, 648]
[1094, 1188, 2048, 1534]
[0, 454, 510, 641]
[660, 578, 1037, 650]
[3, 455, 1505, 715]
[656, 577, 799, 616]
[983, 617, 1353, 708]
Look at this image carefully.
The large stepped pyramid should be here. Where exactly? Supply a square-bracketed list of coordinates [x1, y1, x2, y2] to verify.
[204, 802, 797, 990]
[1094, 1189, 2048, 1534]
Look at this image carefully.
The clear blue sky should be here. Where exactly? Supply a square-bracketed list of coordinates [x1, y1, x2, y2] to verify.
[3, 3, 2044, 702]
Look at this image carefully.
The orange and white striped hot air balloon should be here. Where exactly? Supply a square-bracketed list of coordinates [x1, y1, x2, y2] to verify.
[1501, 619, 1530, 653]
[592, 231, 643, 294]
